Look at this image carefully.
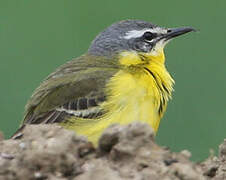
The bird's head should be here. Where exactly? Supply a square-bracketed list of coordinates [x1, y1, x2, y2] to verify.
[88, 20, 195, 65]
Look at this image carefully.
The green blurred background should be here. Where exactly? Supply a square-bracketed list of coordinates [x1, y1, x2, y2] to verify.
[0, 0, 225, 161]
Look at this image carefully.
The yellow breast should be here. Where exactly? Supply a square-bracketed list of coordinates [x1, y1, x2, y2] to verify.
[63, 51, 174, 144]
[101, 50, 174, 132]
[103, 70, 161, 130]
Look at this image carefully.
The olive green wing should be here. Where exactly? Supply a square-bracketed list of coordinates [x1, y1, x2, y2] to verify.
[22, 55, 119, 125]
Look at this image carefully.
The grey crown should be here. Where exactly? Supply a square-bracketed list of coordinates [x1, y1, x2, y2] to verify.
[88, 20, 158, 57]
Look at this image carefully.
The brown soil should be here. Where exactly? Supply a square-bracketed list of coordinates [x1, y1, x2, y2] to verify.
[0, 123, 225, 180]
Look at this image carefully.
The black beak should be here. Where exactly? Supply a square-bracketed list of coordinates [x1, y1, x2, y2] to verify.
[163, 27, 196, 41]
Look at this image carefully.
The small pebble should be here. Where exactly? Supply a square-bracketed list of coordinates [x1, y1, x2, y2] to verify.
[0, 153, 14, 160]
[19, 142, 27, 149]
[180, 150, 191, 158]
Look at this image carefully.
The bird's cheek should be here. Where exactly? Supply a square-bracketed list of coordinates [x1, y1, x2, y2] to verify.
[134, 41, 153, 53]
[143, 43, 153, 53]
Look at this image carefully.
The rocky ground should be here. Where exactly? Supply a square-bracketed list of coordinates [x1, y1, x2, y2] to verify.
[0, 123, 225, 180]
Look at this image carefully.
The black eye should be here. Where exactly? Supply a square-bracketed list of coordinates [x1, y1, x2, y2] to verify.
[143, 31, 155, 41]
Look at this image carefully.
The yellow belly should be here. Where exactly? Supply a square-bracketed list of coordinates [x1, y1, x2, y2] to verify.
[62, 69, 166, 144]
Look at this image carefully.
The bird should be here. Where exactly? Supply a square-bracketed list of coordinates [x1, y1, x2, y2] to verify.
[13, 20, 195, 144]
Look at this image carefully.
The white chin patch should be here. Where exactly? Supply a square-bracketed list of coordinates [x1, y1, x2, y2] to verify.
[150, 39, 168, 56]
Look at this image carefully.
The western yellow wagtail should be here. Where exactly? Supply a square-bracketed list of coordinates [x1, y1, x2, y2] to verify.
[14, 20, 195, 144]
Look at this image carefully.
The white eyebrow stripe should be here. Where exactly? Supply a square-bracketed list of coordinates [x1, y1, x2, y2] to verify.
[123, 27, 167, 39]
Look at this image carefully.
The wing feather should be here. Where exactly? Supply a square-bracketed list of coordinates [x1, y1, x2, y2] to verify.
[22, 55, 118, 125]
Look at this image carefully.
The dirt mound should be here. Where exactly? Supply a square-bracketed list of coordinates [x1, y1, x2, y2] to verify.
[0, 123, 225, 179]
